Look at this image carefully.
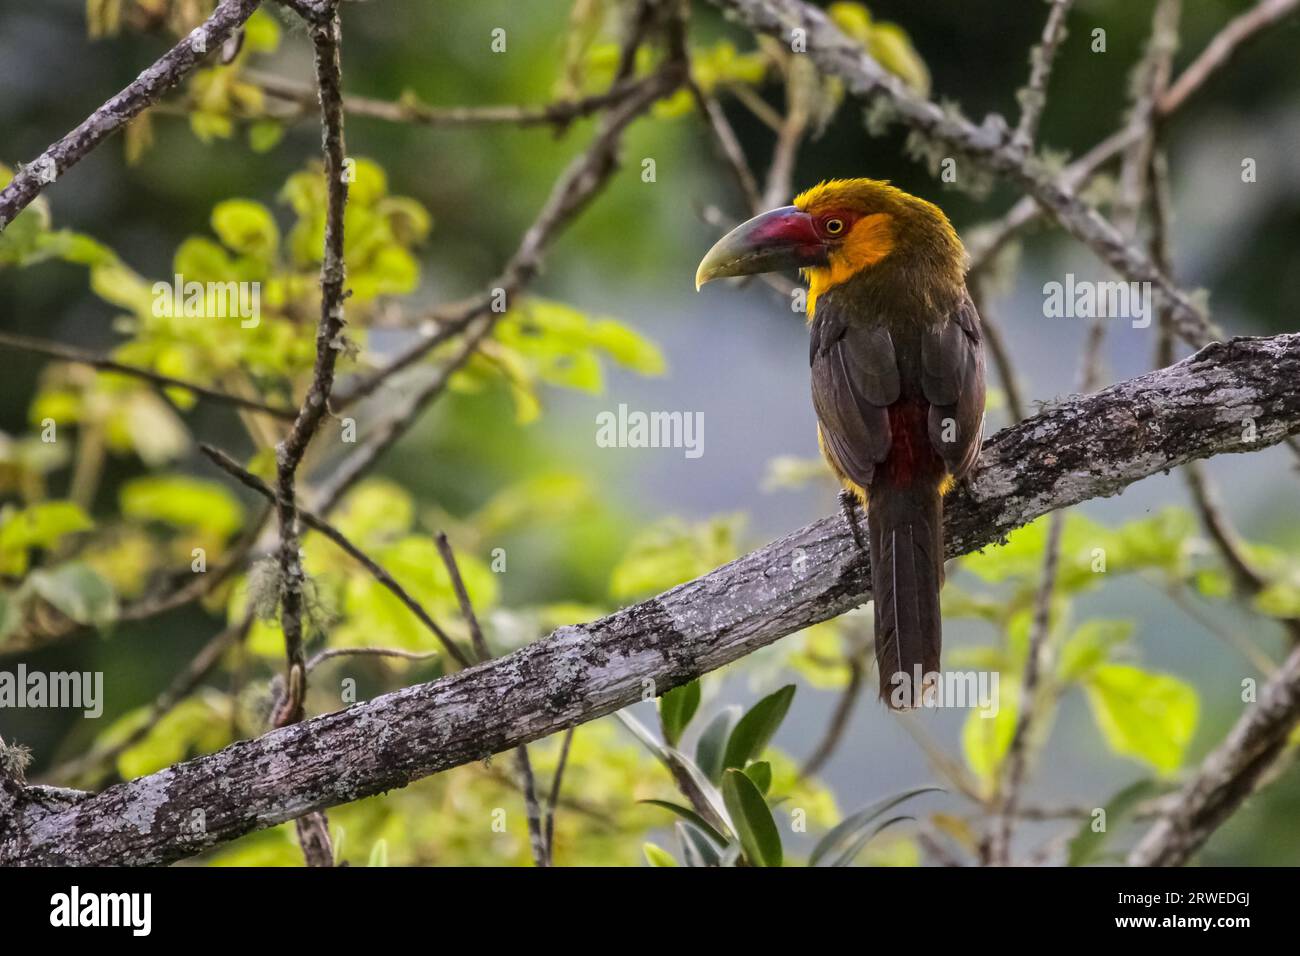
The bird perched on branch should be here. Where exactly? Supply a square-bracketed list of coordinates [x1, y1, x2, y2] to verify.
[696, 179, 985, 709]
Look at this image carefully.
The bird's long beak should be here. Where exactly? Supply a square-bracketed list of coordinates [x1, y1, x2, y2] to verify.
[695, 205, 828, 290]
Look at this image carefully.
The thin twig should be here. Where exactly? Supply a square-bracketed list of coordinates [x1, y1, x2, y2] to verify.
[544, 727, 576, 865]
[269, 7, 350, 739]
[1158, 0, 1300, 116]
[40, 613, 254, 787]
[0, 332, 297, 419]
[1012, 0, 1075, 150]
[800, 656, 864, 778]
[969, 285, 1028, 423]
[248, 69, 654, 131]
[433, 532, 490, 663]
[1113, 0, 1181, 236]
[987, 512, 1062, 866]
[306, 646, 441, 672]
[434, 533, 548, 867]
[199, 443, 473, 668]
[689, 81, 763, 212]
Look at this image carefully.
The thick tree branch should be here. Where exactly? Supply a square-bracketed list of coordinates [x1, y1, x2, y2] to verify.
[0, 0, 263, 233]
[1129, 641, 1300, 866]
[3, 333, 1297, 866]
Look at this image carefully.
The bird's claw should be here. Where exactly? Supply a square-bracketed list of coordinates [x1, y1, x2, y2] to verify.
[839, 489, 866, 551]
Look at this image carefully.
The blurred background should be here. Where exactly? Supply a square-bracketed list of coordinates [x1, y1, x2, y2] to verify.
[1, 0, 1298, 865]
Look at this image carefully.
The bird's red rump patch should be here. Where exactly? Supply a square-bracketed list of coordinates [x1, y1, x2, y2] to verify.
[882, 398, 943, 487]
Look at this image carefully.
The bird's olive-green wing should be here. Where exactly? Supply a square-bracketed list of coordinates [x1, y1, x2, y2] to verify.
[809, 303, 899, 488]
[920, 292, 986, 479]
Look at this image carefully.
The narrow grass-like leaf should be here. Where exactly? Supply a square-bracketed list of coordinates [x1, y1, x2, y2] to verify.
[722, 768, 782, 867]
[810, 786, 942, 867]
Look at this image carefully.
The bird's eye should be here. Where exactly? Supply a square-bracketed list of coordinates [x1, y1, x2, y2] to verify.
[824, 218, 845, 235]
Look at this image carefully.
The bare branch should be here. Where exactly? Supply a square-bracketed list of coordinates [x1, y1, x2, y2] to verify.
[1012, 0, 1075, 150]
[435, 532, 547, 867]
[0, 332, 296, 420]
[306, 646, 440, 672]
[249, 69, 656, 131]
[271, 6, 349, 733]
[544, 727, 576, 865]
[1129, 643, 1300, 866]
[40, 613, 253, 788]
[0, 0, 263, 233]
[199, 444, 473, 669]
[689, 82, 763, 212]
[1158, 0, 1300, 116]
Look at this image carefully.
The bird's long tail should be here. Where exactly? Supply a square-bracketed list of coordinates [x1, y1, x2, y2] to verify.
[868, 476, 945, 710]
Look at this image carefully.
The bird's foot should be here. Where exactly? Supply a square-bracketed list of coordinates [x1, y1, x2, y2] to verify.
[839, 489, 866, 551]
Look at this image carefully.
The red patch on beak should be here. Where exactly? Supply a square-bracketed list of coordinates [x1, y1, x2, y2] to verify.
[750, 208, 821, 246]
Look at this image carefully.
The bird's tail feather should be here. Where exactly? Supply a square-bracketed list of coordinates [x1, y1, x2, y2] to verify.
[868, 480, 944, 710]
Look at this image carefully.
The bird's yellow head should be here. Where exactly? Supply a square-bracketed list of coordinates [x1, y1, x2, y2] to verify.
[695, 178, 962, 313]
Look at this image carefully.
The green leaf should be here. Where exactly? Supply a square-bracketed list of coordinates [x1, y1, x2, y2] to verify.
[248, 120, 284, 154]
[639, 800, 728, 849]
[610, 515, 744, 600]
[695, 706, 740, 785]
[830, 815, 914, 867]
[810, 786, 941, 866]
[0, 501, 94, 576]
[642, 842, 678, 867]
[675, 822, 722, 867]
[1255, 577, 1300, 618]
[367, 839, 389, 868]
[721, 769, 783, 867]
[27, 563, 118, 627]
[212, 199, 279, 259]
[960, 679, 1019, 787]
[589, 319, 666, 375]
[723, 684, 796, 771]
[120, 475, 244, 542]
[1057, 620, 1133, 683]
[658, 680, 701, 747]
[744, 760, 772, 795]
[244, 8, 281, 53]
[1083, 664, 1198, 774]
[172, 236, 238, 283]
[616, 710, 732, 832]
[1066, 779, 1160, 867]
